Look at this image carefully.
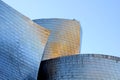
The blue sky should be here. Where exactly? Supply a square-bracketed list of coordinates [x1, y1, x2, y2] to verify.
[3, 0, 120, 57]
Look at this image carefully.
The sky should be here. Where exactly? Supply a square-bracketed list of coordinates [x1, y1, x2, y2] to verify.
[3, 0, 120, 57]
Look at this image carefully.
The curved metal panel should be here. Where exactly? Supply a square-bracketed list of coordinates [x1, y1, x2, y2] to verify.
[38, 54, 120, 80]
[0, 1, 50, 80]
[33, 18, 80, 60]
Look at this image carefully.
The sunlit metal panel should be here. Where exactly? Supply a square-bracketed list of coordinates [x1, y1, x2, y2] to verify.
[33, 18, 80, 60]
[0, 1, 50, 80]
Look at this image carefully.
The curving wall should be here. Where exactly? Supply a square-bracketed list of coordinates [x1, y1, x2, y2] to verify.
[38, 54, 120, 80]
[0, 1, 50, 80]
[33, 19, 80, 60]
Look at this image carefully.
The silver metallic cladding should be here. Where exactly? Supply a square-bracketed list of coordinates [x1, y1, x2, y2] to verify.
[0, 1, 50, 80]
[38, 54, 120, 80]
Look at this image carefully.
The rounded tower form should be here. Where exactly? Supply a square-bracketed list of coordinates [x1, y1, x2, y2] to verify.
[33, 18, 81, 60]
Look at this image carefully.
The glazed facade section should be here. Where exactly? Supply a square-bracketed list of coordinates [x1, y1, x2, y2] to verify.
[33, 19, 80, 60]
[38, 54, 120, 80]
[0, 1, 50, 80]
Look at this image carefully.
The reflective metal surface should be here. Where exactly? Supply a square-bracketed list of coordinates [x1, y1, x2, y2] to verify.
[33, 19, 80, 60]
[38, 54, 120, 80]
[0, 1, 50, 80]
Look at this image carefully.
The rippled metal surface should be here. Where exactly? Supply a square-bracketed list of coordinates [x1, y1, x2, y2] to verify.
[38, 54, 120, 80]
[0, 1, 50, 80]
[33, 19, 80, 60]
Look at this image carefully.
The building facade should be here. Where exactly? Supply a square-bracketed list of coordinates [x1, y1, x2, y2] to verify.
[33, 19, 81, 60]
[1, 1, 120, 80]
[0, 1, 50, 80]
[38, 54, 120, 80]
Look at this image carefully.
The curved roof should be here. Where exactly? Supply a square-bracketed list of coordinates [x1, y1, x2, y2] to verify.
[44, 54, 120, 62]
